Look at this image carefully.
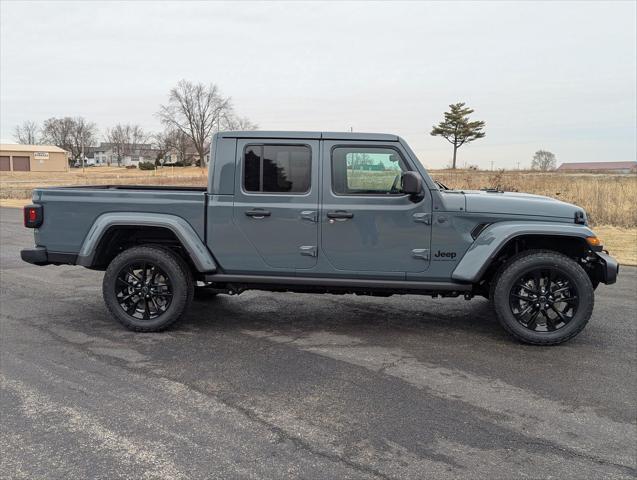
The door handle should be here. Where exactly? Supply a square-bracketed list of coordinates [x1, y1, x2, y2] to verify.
[327, 211, 354, 219]
[245, 209, 271, 218]
[300, 210, 317, 222]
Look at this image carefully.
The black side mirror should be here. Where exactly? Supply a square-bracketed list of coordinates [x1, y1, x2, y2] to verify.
[401, 171, 423, 197]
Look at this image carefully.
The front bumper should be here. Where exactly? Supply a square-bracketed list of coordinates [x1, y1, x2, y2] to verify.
[21, 247, 77, 266]
[594, 251, 619, 284]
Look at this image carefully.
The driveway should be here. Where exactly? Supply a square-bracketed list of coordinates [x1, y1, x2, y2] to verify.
[1, 207, 635, 479]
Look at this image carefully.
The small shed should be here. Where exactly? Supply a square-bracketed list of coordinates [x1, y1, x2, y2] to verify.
[0, 144, 68, 172]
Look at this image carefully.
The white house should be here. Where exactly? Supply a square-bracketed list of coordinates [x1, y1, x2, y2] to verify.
[87, 143, 158, 167]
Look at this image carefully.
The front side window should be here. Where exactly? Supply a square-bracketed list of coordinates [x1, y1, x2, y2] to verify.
[243, 144, 311, 193]
[332, 146, 408, 195]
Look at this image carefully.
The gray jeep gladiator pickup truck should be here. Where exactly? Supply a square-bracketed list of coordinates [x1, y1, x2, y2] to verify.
[21, 131, 619, 345]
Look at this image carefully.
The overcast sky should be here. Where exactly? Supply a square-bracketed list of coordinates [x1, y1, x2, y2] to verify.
[1, 1, 635, 168]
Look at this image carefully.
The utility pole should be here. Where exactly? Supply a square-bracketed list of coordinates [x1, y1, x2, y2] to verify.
[81, 138, 85, 173]
[490, 160, 494, 171]
[516, 161, 520, 171]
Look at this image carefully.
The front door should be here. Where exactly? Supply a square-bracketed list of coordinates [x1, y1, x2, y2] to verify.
[321, 142, 431, 276]
[233, 139, 319, 272]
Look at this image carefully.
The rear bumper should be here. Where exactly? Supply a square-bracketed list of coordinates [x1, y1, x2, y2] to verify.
[595, 251, 619, 285]
[21, 247, 47, 265]
[21, 247, 77, 266]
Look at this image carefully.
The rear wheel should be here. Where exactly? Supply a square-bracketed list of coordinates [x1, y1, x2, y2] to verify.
[492, 250, 594, 345]
[103, 246, 194, 332]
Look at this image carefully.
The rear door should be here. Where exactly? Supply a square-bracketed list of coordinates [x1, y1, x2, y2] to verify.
[233, 139, 320, 272]
[320, 141, 432, 276]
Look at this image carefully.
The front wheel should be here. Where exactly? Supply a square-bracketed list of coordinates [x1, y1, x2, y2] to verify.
[102, 246, 194, 332]
[491, 250, 594, 345]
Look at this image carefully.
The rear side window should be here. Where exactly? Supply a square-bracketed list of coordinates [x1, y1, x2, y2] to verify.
[243, 144, 311, 193]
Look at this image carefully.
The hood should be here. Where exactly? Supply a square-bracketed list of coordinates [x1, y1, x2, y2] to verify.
[461, 190, 585, 221]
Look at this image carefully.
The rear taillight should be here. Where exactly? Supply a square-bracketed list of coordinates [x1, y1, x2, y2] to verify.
[24, 204, 43, 228]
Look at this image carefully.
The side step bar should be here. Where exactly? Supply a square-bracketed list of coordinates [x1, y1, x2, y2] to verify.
[202, 274, 472, 292]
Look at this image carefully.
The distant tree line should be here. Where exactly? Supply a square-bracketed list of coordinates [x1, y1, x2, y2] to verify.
[12, 80, 257, 168]
[14, 116, 99, 163]
[15, 89, 558, 171]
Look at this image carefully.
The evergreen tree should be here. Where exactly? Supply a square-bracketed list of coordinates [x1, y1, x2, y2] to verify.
[430, 103, 486, 169]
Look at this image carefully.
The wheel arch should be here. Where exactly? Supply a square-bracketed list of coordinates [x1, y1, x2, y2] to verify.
[452, 222, 596, 285]
[76, 212, 217, 273]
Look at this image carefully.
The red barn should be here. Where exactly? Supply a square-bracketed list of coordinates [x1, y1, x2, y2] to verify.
[556, 161, 637, 173]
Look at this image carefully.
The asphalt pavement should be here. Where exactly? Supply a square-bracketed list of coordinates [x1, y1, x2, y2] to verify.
[1, 206, 635, 479]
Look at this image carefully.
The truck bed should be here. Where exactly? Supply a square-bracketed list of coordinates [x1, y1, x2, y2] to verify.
[32, 185, 207, 254]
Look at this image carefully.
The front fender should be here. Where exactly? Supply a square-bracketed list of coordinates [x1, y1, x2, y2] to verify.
[76, 212, 217, 272]
[451, 222, 594, 283]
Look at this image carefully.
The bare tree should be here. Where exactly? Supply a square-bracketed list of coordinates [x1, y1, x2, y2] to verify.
[169, 129, 193, 164]
[153, 131, 170, 165]
[531, 150, 557, 171]
[106, 125, 126, 166]
[127, 124, 150, 161]
[155, 128, 194, 165]
[221, 113, 258, 131]
[158, 80, 232, 168]
[41, 117, 96, 164]
[14, 121, 40, 144]
[69, 117, 98, 162]
[106, 124, 149, 166]
[41, 117, 75, 154]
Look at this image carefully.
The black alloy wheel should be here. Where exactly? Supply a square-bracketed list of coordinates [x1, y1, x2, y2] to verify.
[103, 246, 194, 332]
[508, 267, 579, 332]
[115, 262, 173, 320]
[492, 250, 594, 345]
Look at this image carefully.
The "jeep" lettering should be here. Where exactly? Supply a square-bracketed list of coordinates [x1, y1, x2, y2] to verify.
[434, 250, 457, 259]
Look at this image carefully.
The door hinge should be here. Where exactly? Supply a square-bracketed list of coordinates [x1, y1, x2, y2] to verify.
[412, 213, 431, 225]
[412, 248, 430, 260]
[300, 210, 318, 222]
[299, 245, 318, 257]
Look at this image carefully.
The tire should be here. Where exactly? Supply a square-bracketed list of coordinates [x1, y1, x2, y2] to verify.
[102, 246, 194, 332]
[491, 250, 594, 345]
[150, 245, 195, 306]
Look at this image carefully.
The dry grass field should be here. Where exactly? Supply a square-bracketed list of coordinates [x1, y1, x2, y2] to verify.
[1, 166, 635, 264]
[430, 169, 637, 265]
[589, 225, 637, 266]
[0, 166, 208, 199]
[429, 169, 637, 228]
